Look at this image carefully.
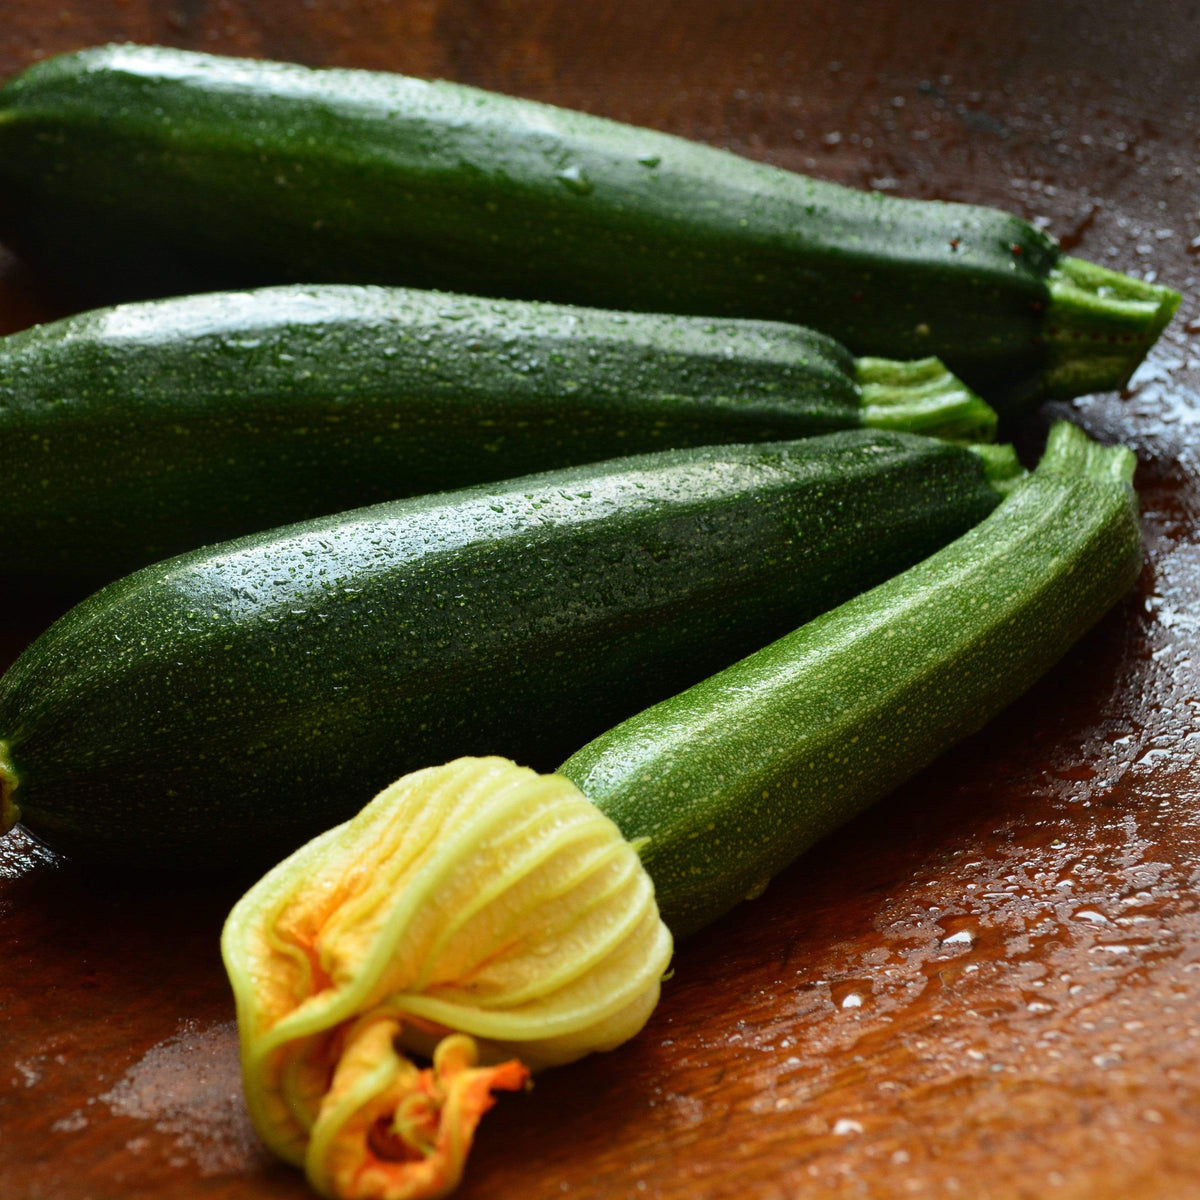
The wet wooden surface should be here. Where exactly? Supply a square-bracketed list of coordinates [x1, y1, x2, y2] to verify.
[2, 2, 1200, 1198]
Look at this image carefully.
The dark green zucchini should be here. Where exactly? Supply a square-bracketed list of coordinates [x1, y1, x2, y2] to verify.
[562, 422, 1142, 937]
[0, 431, 1017, 869]
[0, 283, 994, 581]
[0, 45, 1178, 409]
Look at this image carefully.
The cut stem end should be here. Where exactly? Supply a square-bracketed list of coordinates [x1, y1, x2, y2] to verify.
[1042, 257, 1181, 399]
[1037, 419, 1139, 487]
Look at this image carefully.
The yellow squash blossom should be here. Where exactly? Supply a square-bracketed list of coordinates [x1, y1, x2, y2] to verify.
[222, 756, 672, 1200]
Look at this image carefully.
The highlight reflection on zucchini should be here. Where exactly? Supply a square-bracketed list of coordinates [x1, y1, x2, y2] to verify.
[222, 422, 1140, 1200]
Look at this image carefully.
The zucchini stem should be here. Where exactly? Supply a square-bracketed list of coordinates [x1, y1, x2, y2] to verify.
[967, 442, 1026, 497]
[855, 356, 998, 444]
[1041, 257, 1181, 399]
[1037, 415, 1139, 486]
[0, 743, 19, 833]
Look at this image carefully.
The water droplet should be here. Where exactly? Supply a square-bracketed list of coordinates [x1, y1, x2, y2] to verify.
[830, 979, 871, 1010]
[555, 165, 594, 195]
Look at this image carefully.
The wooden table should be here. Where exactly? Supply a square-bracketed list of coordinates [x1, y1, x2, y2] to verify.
[2, 3, 1199, 1198]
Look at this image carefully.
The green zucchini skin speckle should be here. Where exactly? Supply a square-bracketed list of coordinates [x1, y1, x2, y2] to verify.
[0, 284, 993, 581]
[0, 46, 1177, 408]
[562, 422, 1142, 938]
[0, 432, 1006, 869]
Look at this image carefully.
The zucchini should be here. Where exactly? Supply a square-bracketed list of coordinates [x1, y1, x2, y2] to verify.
[0, 431, 1016, 869]
[0, 283, 994, 581]
[562, 422, 1142, 936]
[0, 45, 1178, 410]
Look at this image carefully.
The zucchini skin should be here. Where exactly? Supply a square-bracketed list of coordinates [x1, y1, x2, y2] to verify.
[0, 45, 1175, 407]
[0, 432, 1003, 869]
[562, 422, 1142, 937]
[0, 284, 992, 581]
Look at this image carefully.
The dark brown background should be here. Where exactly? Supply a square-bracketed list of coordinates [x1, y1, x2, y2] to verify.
[2, 2, 1200, 1198]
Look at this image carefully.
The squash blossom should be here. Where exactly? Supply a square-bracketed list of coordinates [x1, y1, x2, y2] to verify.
[222, 756, 673, 1200]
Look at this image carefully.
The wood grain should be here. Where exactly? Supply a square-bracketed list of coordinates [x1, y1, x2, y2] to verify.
[2, 3, 1199, 1199]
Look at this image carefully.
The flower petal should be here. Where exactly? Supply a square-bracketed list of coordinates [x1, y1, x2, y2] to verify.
[305, 1016, 529, 1200]
[222, 757, 672, 1174]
